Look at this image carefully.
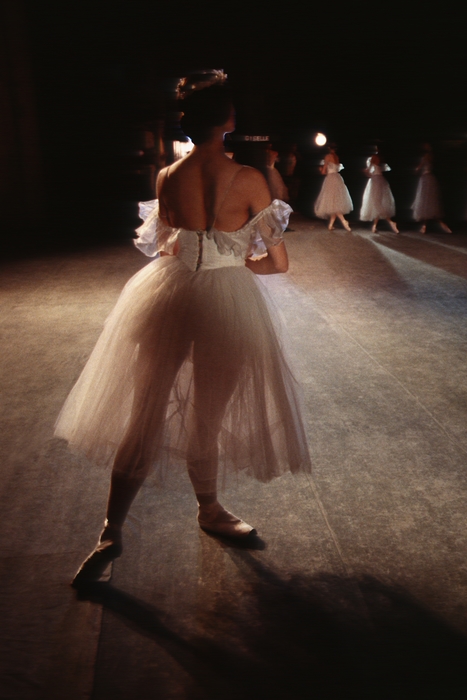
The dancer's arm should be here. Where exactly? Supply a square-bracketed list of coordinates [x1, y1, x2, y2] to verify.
[244, 168, 288, 274]
[245, 241, 288, 274]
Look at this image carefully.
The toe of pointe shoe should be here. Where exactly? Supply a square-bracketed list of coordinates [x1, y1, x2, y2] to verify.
[198, 514, 257, 539]
[199, 520, 257, 538]
[71, 541, 122, 588]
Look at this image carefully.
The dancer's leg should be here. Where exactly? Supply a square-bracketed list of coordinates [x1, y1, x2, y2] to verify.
[104, 473, 144, 529]
[187, 339, 256, 537]
[72, 337, 190, 585]
[103, 336, 190, 526]
[337, 213, 351, 231]
[72, 472, 143, 585]
[372, 218, 379, 233]
[387, 218, 399, 233]
[328, 214, 336, 230]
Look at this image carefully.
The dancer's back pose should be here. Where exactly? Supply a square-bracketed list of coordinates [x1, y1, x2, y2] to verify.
[55, 73, 311, 586]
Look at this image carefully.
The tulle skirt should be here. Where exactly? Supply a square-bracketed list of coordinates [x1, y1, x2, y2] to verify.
[360, 175, 396, 220]
[314, 173, 353, 218]
[412, 173, 443, 221]
[55, 256, 311, 491]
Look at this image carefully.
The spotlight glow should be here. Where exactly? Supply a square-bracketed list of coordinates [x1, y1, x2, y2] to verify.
[173, 138, 194, 161]
[315, 132, 327, 147]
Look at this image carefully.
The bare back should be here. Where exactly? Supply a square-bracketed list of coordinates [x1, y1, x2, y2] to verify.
[156, 151, 271, 232]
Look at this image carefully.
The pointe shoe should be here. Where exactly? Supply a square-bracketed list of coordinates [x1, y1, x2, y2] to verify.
[328, 225, 335, 231]
[343, 221, 351, 232]
[419, 224, 426, 234]
[440, 221, 452, 233]
[371, 223, 378, 233]
[71, 521, 122, 588]
[389, 221, 399, 234]
[198, 503, 256, 538]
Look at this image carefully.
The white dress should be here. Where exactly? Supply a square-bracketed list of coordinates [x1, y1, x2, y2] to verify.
[412, 156, 443, 221]
[360, 160, 396, 220]
[314, 161, 353, 218]
[55, 199, 311, 490]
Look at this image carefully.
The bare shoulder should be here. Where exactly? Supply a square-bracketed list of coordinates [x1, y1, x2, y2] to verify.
[156, 165, 170, 197]
[236, 165, 267, 188]
[235, 165, 271, 205]
[156, 158, 191, 196]
[233, 165, 271, 212]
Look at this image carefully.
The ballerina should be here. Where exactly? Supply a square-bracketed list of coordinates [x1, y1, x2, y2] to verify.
[412, 143, 451, 234]
[360, 151, 399, 233]
[55, 73, 311, 586]
[314, 144, 353, 231]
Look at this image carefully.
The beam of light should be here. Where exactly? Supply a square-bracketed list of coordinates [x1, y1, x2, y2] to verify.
[173, 139, 194, 161]
[315, 133, 327, 147]
[365, 234, 467, 302]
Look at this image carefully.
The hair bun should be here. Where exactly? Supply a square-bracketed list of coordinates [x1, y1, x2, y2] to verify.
[178, 73, 233, 145]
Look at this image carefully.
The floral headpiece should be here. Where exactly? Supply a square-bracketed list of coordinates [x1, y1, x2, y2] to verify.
[176, 70, 228, 99]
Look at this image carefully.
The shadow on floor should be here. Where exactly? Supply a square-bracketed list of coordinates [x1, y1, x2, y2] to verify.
[76, 552, 467, 700]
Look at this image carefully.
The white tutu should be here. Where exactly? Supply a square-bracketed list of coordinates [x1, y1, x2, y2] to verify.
[412, 173, 443, 221]
[360, 163, 396, 220]
[55, 199, 311, 490]
[314, 163, 353, 218]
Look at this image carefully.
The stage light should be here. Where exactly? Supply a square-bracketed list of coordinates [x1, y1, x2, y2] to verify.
[173, 138, 194, 161]
[315, 132, 327, 147]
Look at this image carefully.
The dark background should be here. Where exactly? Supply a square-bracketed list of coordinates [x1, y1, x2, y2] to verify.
[2, 0, 467, 252]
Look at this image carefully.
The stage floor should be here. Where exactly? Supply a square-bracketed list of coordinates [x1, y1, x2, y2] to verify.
[1, 215, 467, 699]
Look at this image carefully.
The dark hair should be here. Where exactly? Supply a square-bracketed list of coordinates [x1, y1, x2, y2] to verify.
[180, 84, 233, 145]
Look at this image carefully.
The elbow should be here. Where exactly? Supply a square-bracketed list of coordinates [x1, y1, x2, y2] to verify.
[275, 259, 289, 273]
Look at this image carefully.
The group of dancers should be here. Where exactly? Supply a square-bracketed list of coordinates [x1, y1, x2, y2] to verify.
[314, 143, 452, 234]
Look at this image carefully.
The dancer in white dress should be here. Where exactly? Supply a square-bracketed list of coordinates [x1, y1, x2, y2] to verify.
[55, 74, 311, 585]
[412, 143, 451, 233]
[314, 145, 353, 231]
[360, 152, 399, 233]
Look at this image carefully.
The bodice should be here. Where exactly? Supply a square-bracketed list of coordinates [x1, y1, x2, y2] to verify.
[418, 154, 433, 175]
[326, 162, 344, 174]
[366, 158, 391, 176]
[135, 199, 292, 271]
[176, 228, 252, 271]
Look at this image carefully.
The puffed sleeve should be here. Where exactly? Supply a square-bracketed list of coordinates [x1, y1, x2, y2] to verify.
[247, 199, 293, 257]
[134, 199, 178, 257]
